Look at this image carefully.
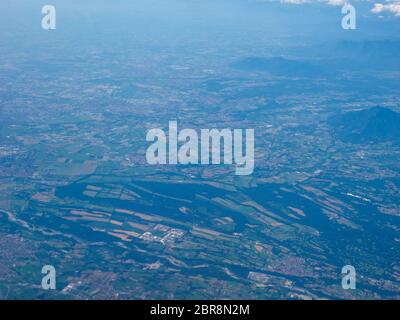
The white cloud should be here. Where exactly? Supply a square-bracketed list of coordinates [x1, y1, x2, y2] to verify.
[280, 0, 311, 4]
[327, 0, 346, 6]
[279, 0, 346, 5]
[372, 2, 400, 16]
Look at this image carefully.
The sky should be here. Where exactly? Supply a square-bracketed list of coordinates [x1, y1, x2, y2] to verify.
[0, 0, 398, 55]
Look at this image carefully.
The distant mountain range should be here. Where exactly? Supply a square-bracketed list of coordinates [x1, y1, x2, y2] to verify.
[338, 40, 400, 60]
[329, 106, 400, 144]
[231, 57, 325, 78]
[330, 40, 400, 71]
